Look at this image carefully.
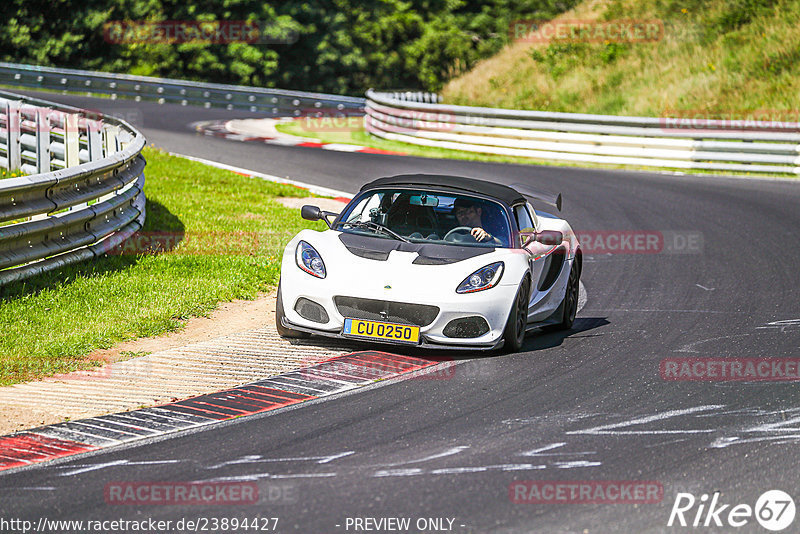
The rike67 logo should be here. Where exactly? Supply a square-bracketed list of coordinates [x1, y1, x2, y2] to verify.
[668, 490, 796, 531]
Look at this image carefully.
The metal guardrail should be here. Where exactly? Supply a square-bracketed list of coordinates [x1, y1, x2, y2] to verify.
[0, 89, 146, 286]
[366, 90, 800, 175]
[0, 62, 365, 116]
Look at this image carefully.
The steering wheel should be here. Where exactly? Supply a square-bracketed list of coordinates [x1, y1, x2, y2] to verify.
[443, 226, 476, 243]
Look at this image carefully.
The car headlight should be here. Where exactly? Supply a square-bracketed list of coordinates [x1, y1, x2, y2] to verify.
[296, 241, 326, 278]
[456, 262, 503, 293]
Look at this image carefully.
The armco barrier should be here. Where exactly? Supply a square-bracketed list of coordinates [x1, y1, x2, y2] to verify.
[0, 62, 364, 116]
[0, 90, 145, 286]
[365, 90, 800, 175]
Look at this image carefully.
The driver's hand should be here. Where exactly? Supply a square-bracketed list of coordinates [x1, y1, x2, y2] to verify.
[471, 227, 490, 241]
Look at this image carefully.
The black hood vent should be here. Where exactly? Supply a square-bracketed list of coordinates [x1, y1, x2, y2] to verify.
[339, 232, 494, 264]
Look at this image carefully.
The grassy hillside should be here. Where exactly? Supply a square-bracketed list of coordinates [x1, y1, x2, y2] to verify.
[443, 0, 800, 118]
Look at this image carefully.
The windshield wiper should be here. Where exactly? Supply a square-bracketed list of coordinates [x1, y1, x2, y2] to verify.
[342, 221, 411, 243]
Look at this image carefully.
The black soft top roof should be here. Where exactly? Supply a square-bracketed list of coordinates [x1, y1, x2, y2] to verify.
[361, 174, 526, 206]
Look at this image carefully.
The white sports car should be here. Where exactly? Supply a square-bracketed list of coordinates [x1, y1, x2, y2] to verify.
[276, 174, 581, 352]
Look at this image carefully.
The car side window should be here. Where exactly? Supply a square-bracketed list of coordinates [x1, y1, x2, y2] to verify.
[526, 203, 539, 230]
[346, 194, 382, 222]
[514, 205, 535, 233]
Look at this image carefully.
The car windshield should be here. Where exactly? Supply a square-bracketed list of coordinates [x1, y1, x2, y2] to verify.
[334, 189, 512, 248]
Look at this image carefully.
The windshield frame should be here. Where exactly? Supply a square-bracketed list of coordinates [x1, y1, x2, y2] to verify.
[332, 186, 518, 249]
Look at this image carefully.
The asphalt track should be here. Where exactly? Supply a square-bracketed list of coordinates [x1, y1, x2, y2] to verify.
[2, 91, 800, 533]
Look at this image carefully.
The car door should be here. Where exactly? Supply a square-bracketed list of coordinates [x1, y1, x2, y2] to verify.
[514, 204, 548, 307]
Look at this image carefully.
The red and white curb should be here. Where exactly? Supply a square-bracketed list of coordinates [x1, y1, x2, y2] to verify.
[0, 352, 439, 473]
[194, 119, 406, 156]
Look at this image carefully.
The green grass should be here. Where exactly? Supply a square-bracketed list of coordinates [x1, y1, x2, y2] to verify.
[0, 168, 26, 180]
[0, 147, 326, 386]
[276, 119, 793, 178]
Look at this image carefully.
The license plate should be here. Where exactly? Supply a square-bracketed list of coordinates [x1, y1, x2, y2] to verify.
[342, 318, 420, 344]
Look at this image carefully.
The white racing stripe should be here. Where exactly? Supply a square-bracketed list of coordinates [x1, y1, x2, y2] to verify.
[167, 152, 354, 199]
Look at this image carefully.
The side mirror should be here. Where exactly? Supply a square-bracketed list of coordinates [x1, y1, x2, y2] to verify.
[301, 205, 322, 221]
[522, 230, 563, 247]
[301, 205, 338, 228]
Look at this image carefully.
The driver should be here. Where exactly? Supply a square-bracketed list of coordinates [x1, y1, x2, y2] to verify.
[453, 197, 499, 243]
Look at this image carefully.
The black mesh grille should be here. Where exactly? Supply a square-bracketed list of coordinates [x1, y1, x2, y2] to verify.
[443, 316, 490, 338]
[345, 248, 391, 261]
[294, 297, 329, 324]
[412, 256, 454, 265]
[334, 296, 439, 327]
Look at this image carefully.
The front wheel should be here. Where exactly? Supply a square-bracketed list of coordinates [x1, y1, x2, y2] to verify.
[503, 277, 530, 352]
[275, 279, 311, 339]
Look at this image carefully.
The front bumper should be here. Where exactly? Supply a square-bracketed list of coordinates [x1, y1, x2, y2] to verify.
[280, 316, 506, 351]
[281, 278, 521, 345]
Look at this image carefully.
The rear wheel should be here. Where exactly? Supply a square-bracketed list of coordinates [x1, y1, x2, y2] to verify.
[549, 261, 580, 331]
[503, 277, 530, 352]
[275, 279, 311, 339]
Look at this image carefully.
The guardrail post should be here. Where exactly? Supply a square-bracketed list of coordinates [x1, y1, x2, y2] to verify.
[64, 113, 83, 211]
[103, 124, 119, 157]
[97, 124, 121, 204]
[86, 116, 105, 206]
[35, 108, 51, 173]
[87, 118, 103, 163]
[0, 107, 5, 169]
[64, 113, 80, 168]
[26, 109, 53, 222]
[6, 100, 22, 171]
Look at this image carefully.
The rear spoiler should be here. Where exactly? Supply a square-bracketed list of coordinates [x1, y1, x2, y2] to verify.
[510, 183, 562, 211]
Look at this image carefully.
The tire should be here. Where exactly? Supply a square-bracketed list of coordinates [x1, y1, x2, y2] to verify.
[275, 279, 311, 339]
[503, 277, 531, 352]
[548, 261, 580, 332]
